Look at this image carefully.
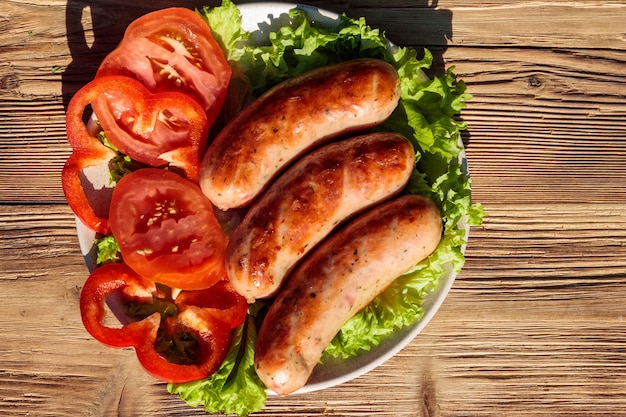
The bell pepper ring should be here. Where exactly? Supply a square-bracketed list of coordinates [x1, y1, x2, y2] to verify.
[61, 133, 117, 235]
[79, 263, 248, 383]
[66, 75, 209, 180]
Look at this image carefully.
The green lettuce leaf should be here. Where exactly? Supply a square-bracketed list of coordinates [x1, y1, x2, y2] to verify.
[198, 0, 250, 58]
[96, 131, 133, 184]
[94, 235, 121, 265]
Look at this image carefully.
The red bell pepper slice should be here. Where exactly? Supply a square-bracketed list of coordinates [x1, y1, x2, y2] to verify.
[61, 132, 116, 235]
[80, 263, 248, 383]
[63, 75, 209, 234]
[66, 75, 208, 180]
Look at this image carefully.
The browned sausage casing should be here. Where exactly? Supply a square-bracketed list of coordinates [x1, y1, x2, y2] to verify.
[254, 194, 443, 395]
[198, 58, 401, 210]
[226, 132, 415, 303]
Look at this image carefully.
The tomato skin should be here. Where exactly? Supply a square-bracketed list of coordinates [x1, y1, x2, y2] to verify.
[80, 263, 247, 383]
[109, 168, 227, 290]
[96, 8, 231, 127]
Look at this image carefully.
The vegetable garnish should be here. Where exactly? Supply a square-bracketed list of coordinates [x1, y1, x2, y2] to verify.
[62, 74, 210, 236]
[67, 75, 209, 181]
[65, 2, 485, 416]
[94, 235, 121, 266]
[109, 168, 228, 291]
[79, 263, 247, 384]
[61, 123, 116, 235]
[63, 5, 244, 399]
[168, 313, 266, 416]
[96, 7, 232, 125]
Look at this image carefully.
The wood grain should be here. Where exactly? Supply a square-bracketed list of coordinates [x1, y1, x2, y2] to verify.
[1, 0, 626, 416]
[2, 203, 625, 416]
[2, 2, 625, 204]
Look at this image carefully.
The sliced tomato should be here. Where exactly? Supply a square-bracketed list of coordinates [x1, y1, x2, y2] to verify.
[96, 7, 231, 126]
[80, 263, 247, 383]
[109, 168, 227, 290]
[66, 75, 208, 182]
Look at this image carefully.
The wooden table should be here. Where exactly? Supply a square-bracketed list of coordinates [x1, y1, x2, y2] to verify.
[2, 1, 625, 416]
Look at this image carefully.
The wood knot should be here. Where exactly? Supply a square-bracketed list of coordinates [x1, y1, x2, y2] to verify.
[420, 361, 438, 417]
[528, 75, 542, 88]
[1, 74, 19, 90]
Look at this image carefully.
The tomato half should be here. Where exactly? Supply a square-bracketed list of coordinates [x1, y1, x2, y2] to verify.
[96, 8, 231, 127]
[109, 168, 227, 290]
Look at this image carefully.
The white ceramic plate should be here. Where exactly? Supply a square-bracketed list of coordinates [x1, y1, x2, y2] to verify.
[75, 2, 468, 395]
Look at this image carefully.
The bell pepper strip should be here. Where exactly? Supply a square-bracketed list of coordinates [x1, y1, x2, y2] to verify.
[66, 75, 208, 182]
[96, 8, 232, 126]
[174, 280, 249, 329]
[61, 130, 117, 235]
[80, 263, 248, 383]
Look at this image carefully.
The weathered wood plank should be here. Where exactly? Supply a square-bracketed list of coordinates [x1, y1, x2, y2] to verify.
[303, 1, 626, 49]
[2, 46, 626, 204]
[1, 203, 625, 416]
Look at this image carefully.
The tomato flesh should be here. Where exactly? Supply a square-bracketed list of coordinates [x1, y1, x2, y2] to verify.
[96, 8, 231, 126]
[109, 168, 227, 290]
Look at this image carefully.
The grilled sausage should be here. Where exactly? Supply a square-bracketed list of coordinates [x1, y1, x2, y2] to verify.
[226, 132, 415, 303]
[199, 58, 401, 210]
[254, 194, 443, 395]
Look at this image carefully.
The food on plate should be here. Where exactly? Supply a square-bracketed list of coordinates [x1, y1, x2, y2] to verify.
[62, 2, 484, 416]
[109, 168, 227, 290]
[198, 58, 401, 210]
[96, 7, 231, 125]
[255, 194, 443, 395]
[226, 132, 416, 302]
[79, 263, 247, 383]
